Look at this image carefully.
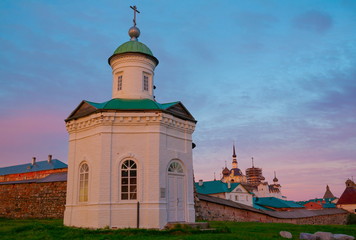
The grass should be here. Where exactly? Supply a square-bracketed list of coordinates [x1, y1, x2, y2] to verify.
[0, 218, 355, 240]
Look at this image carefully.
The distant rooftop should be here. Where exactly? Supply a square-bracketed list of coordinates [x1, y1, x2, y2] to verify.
[0, 172, 67, 185]
[0, 159, 67, 176]
[254, 197, 304, 209]
[195, 180, 244, 195]
[337, 185, 356, 205]
[322, 203, 336, 208]
[297, 197, 336, 205]
[323, 185, 336, 199]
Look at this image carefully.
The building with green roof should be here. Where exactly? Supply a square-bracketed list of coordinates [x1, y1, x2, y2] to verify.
[64, 6, 197, 229]
[195, 180, 253, 206]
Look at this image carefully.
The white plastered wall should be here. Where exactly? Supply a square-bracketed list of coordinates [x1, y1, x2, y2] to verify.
[64, 111, 195, 229]
[110, 54, 157, 100]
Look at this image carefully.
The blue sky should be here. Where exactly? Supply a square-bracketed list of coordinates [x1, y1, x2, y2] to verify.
[0, 0, 355, 200]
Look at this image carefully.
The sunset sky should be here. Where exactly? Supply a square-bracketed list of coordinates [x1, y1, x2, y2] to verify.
[0, 0, 355, 201]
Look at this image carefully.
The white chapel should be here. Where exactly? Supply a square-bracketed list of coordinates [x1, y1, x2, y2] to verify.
[64, 6, 197, 229]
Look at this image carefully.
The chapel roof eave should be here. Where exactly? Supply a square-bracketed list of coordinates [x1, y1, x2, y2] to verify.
[108, 50, 159, 66]
[65, 108, 197, 123]
[65, 99, 196, 123]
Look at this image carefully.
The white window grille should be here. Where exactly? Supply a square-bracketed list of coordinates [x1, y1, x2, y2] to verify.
[79, 163, 89, 202]
[118, 75, 122, 91]
[121, 160, 137, 200]
[143, 75, 149, 91]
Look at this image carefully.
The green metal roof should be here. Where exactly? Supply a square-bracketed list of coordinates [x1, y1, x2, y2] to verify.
[113, 41, 154, 56]
[86, 98, 178, 110]
[254, 197, 304, 209]
[108, 40, 159, 65]
[322, 203, 336, 208]
[195, 180, 240, 194]
[66, 98, 196, 122]
[253, 202, 275, 211]
[296, 197, 336, 205]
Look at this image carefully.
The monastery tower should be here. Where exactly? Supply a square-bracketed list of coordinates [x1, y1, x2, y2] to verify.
[221, 145, 247, 183]
[219, 146, 283, 199]
[64, 6, 196, 229]
[246, 158, 264, 186]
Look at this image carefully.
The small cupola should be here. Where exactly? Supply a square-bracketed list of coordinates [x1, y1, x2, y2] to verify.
[108, 5, 159, 100]
[222, 167, 230, 176]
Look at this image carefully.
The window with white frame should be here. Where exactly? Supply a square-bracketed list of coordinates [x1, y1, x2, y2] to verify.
[118, 75, 123, 91]
[143, 75, 149, 91]
[121, 160, 137, 200]
[168, 161, 183, 174]
[79, 163, 89, 202]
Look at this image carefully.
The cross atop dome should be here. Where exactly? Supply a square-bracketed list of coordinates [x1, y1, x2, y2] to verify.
[128, 5, 141, 41]
[130, 5, 140, 27]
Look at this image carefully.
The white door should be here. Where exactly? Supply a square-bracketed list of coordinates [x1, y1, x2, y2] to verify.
[167, 161, 185, 222]
[176, 176, 185, 221]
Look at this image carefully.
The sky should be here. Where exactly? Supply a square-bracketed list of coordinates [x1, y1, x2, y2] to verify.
[0, 0, 355, 201]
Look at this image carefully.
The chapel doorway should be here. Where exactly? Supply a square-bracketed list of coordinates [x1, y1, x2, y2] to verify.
[167, 161, 185, 222]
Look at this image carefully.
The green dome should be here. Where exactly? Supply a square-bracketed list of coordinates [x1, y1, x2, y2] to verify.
[113, 41, 154, 56]
[109, 40, 159, 65]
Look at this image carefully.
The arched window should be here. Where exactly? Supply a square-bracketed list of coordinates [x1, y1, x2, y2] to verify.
[121, 160, 137, 200]
[168, 161, 183, 174]
[79, 163, 89, 202]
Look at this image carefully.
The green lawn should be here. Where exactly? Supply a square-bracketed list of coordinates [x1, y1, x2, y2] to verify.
[0, 218, 355, 240]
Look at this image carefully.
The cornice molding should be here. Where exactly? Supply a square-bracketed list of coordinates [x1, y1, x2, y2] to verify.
[110, 54, 156, 70]
[66, 111, 195, 134]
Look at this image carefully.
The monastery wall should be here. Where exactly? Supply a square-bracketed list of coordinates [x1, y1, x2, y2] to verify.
[0, 179, 348, 225]
[0, 182, 66, 219]
[196, 197, 348, 225]
[196, 197, 268, 222]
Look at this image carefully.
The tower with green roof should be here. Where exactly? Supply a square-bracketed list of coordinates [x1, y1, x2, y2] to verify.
[64, 6, 197, 229]
[108, 16, 159, 101]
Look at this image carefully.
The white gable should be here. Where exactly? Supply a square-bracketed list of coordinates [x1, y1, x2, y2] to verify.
[232, 184, 248, 193]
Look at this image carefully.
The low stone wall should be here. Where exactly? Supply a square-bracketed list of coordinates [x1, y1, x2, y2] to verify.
[291, 214, 347, 225]
[0, 181, 66, 219]
[196, 194, 349, 225]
